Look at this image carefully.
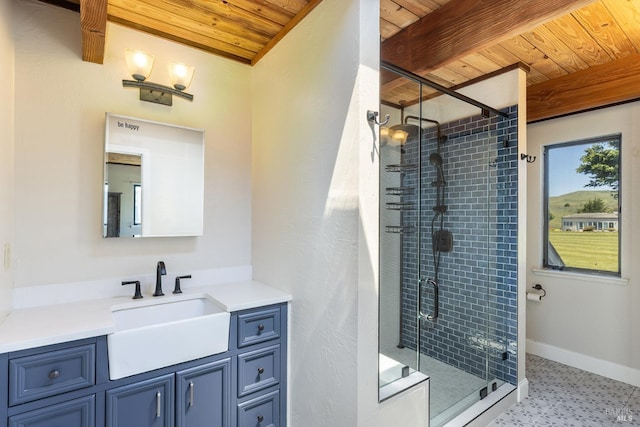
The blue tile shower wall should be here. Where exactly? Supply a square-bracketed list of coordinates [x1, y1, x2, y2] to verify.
[399, 105, 518, 386]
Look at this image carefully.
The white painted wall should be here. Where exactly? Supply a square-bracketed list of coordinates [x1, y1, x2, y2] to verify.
[252, 0, 428, 425]
[0, 0, 15, 319]
[527, 102, 640, 384]
[12, 0, 252, 289]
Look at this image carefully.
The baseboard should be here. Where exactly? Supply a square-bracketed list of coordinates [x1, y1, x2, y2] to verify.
[527, 339, 640, 387]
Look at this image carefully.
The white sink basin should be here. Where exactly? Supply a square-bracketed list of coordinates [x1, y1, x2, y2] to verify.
[107, 295, 230, 380]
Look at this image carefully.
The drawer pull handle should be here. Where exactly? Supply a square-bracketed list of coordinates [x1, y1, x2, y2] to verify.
[258, 367, 265, 375]
[48, 370, 60, 380]
[257, 415, 264, 423]
[189, 381, 194, 407]
[156, 391, 162, 418]
[257, 324, 265, 332]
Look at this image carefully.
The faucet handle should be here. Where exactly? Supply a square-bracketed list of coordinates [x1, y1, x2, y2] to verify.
[122, 280, 143, 299]
[173, 275, 192, 294]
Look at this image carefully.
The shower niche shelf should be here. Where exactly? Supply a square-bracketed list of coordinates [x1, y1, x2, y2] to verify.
[385, 187, 415, 196]
[385, 225, 417, 234]
[385, 163, 417, 173]
[385, 202, 416, 211]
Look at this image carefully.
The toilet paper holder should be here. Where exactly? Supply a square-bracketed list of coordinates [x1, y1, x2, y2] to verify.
[531, 284, 546, 298]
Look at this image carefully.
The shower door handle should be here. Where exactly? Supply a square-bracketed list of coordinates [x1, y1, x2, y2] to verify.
[419, 278, 439, 322]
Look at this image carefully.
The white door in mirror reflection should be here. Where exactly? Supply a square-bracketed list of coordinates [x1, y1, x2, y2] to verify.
[104, 154, 142, 237]
[103, 113, 204, 238]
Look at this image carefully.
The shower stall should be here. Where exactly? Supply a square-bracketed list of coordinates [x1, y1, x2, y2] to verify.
[378, 62, 519, 426]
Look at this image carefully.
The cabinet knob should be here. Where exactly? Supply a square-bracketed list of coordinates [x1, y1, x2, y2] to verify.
[48, 370, 60, 380]
[258, 367, 265, 375]
[257, 324, 265, 332]
[257, 415, 264, 423]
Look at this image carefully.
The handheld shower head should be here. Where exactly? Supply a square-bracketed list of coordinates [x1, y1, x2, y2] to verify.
[429, 153, 443, 166]
[430, 152, 446, 188]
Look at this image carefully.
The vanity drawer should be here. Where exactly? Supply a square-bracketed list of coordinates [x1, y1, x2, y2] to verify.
[237, 345, 280, 397]
[9, 344, 96, 406]
[237, 307, 281, 348]
[8, 395, 95, 427]
[237, 390, 280, 427]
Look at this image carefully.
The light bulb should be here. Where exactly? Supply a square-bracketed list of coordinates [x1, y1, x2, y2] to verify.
[125, 49, 154, 81]
[389, 129, 408, 146]
[169, 62, 195, 91]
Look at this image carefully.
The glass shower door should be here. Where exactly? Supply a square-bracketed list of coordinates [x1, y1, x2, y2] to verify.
[378, 62, 518, 422]
[415, 101, 493, 426]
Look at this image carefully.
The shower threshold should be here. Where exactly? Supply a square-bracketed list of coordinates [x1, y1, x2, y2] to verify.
[441, 382, 516, 427]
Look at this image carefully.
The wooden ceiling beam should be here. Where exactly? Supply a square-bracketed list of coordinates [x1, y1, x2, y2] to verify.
[80, 0, 107, 64]
[381, 0, 597, 85]
[527, 53, 640, 122]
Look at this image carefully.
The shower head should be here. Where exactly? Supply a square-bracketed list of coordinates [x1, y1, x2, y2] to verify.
[429, 153, 443, 166]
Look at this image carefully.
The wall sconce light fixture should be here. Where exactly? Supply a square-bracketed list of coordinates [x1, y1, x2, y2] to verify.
[122, 49, 195, 106]
[380, 126, 411, 147]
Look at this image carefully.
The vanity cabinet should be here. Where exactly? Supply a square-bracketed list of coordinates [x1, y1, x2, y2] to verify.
[234, 305, 286, 427]
[0, 302, 287, 427]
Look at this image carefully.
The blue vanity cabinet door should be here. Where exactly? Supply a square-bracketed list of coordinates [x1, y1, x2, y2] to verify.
[105, 374, 174, 427]
[8, 395, 95, 427]
[176, 358, 230, 427]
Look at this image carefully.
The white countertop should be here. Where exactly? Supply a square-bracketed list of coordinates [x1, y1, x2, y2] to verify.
[0, 280, 291, 354]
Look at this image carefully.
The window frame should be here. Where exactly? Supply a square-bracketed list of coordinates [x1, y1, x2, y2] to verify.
[543, 134, 621, 276]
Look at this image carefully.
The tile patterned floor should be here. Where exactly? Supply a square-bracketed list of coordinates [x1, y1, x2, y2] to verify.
[488, 354, 639, 427]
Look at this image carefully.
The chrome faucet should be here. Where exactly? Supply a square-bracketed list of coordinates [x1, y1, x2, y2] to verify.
[153, 261, 166, 296]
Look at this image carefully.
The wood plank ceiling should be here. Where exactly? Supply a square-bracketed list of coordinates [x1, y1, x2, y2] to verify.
[107, 0, 323, 65]
[44, 0, 640, 122]
[380, 0, 640, 121]
[48, 0, 323, 65]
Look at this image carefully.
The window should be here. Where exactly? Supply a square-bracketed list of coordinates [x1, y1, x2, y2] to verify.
[133, 184, 142, 225]
[544, 135, 620, 275]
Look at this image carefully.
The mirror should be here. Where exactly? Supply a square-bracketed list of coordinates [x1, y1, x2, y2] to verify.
[103, 113, 204, 238]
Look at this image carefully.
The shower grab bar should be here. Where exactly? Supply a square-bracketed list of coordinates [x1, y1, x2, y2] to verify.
[418, 278, 439, 322]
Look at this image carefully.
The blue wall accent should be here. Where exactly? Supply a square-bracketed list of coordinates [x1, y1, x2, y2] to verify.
[398, 105, 518, 386]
